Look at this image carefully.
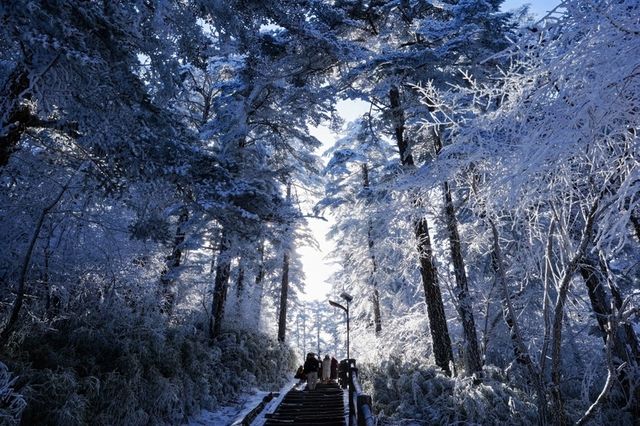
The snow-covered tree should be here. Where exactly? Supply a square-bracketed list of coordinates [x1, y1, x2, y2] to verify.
[416, 0, 640, 421]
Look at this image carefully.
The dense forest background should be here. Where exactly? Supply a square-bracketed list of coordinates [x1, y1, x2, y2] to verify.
[0, 0, 638, 425]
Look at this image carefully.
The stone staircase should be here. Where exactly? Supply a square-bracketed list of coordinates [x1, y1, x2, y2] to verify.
[264, 382, 346, 425]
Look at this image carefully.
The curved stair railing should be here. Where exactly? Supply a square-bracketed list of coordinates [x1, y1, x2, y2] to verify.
[345, 359, 374, 426]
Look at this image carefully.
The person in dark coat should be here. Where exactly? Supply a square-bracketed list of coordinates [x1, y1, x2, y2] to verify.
[303, 352, 320, 390]
[294, 365, 306, 380]
[330, 357, 338, 381]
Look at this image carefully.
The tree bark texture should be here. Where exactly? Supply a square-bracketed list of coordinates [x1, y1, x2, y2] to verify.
[431, 127, 482, 374]
[159, 207, 188, 316]
[580, 254, 640, 415]
[252, 240, 266, 327]
[277, 183, 292, 343]
[489, 218, 548, 424]
[442, 180, 482, 374]
[363, 163, 382, 334]
[389, 85, 454, 375]
[210, 233, 231, 339]
[631, 213, 640, 243]
[277, 250, 290, 343]
[550, 199, 599, 425]
[235, 257, 245, 297]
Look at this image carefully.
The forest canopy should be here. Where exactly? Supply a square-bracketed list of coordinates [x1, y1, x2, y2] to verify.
[0, 0, 638, 424]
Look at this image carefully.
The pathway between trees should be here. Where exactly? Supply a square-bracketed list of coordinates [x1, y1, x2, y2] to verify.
[264, 382, 346, 425]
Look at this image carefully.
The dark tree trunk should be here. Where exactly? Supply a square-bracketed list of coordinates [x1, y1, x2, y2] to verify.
[210, 232, 231, 339]
[631, 213, 640, 243]
[580, 254, 640, 415]
[253, 240, 266, 325]
[362, 163, 382, 334]
[389, 85, 454, 375]
[277, 250, 290, 343]
[550, 200, 599, 425]
[234, 256, 246, 323]
[490, 248, 526, 364]
[442, 180, 482, 374]
[159, 207, 188, 316]
[414, 217, 455, 375]
[389, 86, 413, 165]
[579, 257, 610, 345]
[235, 257, 245, 297]
[277, 183, 292, 343]
[488, 218, 548, 424]
[430, 121, 481, 374]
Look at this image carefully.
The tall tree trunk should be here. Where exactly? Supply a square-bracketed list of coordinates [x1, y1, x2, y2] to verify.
[362, 163, 382, 334]
[389, 85, 454, 375]
[277, 250, 290, 343]
[631, 212, 640, 243]
[252, 240, 266, 329]
[539, 219, 556, 378]
[210, 232, 231, 339]
[489, 237, 530, 366]
[277, 183, 292, 343]
[488, 218, 548, 424]
[233, 256, 246, 324]
[235, 257, 245, 297]
[579, 257, 611, 345]
[580, 254, 640, 415]
[550, 199, 599, 425]
[442, 179, 482, 374]
[431, 124, 481, 374]
[159, 207, 188, 316]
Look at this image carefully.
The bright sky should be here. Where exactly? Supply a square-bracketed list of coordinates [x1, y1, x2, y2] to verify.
[298, 0, 560, 303]
[299, 99, 368, 302]
[502, 0, 561, 19]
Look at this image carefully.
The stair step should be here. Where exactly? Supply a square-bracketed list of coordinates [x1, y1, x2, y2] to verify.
[265, 381, 346, 425]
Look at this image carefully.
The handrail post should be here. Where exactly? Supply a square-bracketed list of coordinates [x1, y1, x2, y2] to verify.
[357, 394, 372, 426]
[348, 359, 357, 426]
[346, 358, 374, 426]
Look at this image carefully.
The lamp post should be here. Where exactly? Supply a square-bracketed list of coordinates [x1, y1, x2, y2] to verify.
[329, 292, 353, 360]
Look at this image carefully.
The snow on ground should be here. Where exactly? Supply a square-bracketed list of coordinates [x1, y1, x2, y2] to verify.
[251, 379, 305, 426]
[186, 378, 299, 426]
[185, 390, 266, 426]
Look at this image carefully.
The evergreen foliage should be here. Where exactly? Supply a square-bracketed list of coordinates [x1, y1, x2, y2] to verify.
[5, 307, 293, 425]
[1, 0, 639, 424]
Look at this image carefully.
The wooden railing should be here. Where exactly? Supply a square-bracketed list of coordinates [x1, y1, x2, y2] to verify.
[343, 359, 374, 426]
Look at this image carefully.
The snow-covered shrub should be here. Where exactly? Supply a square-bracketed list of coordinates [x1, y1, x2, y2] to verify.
[359, 358, 538, 425]
[0, 362, 26, 425]
[3, 299, 294, 425]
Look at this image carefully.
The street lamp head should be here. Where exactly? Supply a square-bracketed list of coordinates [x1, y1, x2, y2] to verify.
[340, 292, 353, 303]
[329, 300, 347, 312]
[328, 298, 351, 361]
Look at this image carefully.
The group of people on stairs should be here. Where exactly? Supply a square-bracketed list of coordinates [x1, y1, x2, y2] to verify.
[295, 353, 339, 390]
